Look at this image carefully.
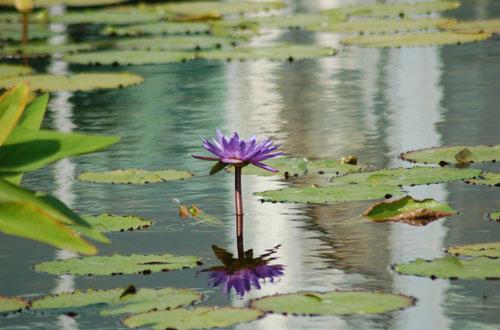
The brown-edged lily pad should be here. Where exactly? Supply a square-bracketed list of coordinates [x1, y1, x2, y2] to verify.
[0, 296, 28, 313]
[363, 196, 455, 226]
[401, 145, 500, 165]
[84, 214, 153, 233]
[77, 169, 194, 184]
[440, 19, 500, 34]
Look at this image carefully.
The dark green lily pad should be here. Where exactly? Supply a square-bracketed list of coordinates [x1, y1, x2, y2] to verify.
[466, 172, 500, 187]
[441, 19, 500, 34]
[401, 145, 500, 165]
[0, 73, 144, 92]
[31, 286, 202, 316]
[52, 11, 164, 25]
[84, 214, 152, 233]
[0, 296, 28, 313]
[0, 22, 53, 41]
[102, 22, 211, 37]
[363, 196, 455, 225]
[1, 43, 94, 57]
[77, 169, 194, 184]
[330, 167, 480, 186]
[0, 0, 128, 7]
[447, 242, 500, 258]
[250, 291, 414, 316]
[114, 35, 237, 51]
[324, 1, 460, 18]
[0, 64, 32, 79]
[256, 184, 402, 204]
[158, 1, 285, 17]
[341, 31, 492, 48]
[34, 253, 201, 276]
[64, 50, 195, 65]
[123, 307, 263, 330]
[393, 256, 500, 280]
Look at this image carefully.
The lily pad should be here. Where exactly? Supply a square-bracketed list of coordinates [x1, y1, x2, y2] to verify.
[393, 256, 500, 280]
[1, 43, 94, 57]
[400, 145, 500, 165]
[466, 172, 500, 187]
[447, 242, 500, 258]
[441, 19, 500, 34]
[0, 23, 53, 41]
[250, 291, 414, 316]
[123, 307, 263, 330]
[363, 196, 455, 225]
[84, 214, 152, 233]
[0, 0, 128, 7]
[0, 296, 28, 313]
[0, 73, 144, 92]
[114, 35, 237, 51]
[52, 11, 164, 25]
[325, 1, 460, 18]
[199, 44, 336, 61]
[158, 1, 285, 17]
[64, 50, 195, 65]
[77, 169, 194, 184]
[341, 31, 492, 48]
[32, 286, 202, 316]
[34, 253, 201, 276]
[0, 64, 32, 79]
[488, 211, 500, 222]
[255, 184, 402, 204]
[102, 22, 211, 37]
[330, 167, 480, 186]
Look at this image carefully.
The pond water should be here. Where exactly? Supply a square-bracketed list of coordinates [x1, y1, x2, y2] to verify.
[1, 0, 500, 329]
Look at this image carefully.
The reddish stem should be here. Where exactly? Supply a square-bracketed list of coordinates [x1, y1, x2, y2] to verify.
[22, 12, 29, 47]
[234, 166, 244, 258]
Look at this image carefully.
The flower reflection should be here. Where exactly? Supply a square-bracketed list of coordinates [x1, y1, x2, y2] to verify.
[205, 245, 284, 297]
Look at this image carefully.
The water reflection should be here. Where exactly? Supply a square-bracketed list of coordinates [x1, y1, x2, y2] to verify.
[205, 245, 284, 297]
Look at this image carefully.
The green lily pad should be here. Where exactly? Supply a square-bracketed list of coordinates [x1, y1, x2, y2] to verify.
[0, 0, 128, 7]
[488, 211, 500, 222]
[84, 214, 152, 233]
[103, 22, 211, 37]
[32, 286, 202, 316]
[52, 11, 164, 25]
[341, 31, 492, 48]
[255, 184, 402, 204]
[400, 145, 500, 165]
[363, 196, 455, 225]
[393, 256, 500, 280]
[324, 1, 460, 18]
[158, 1, 285, 17]
[77, 169, 194, 184]
[0, 73, 144, 92]
[64, 50, 195, 65]
[0, 23, 53, 41]
[466, 172, 500, 187]
[0, 64, 32, 79]
[34, 253, 201, 276]
[199, 44, 336, 61]
[250, 291, 414, 316]
[441, 19, 500, 34]
[0, 296, 28, 313]
[1, 43, 94, 57]
[114, 35, 237, 51]
[447, 242, 500, 258]
[330, 167, 480, 186]
[123, 307, 263, 330]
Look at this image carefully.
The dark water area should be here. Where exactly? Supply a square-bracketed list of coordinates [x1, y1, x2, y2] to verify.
[1, 0, 499, 329]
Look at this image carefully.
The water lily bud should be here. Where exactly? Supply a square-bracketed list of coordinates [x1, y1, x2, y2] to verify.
[15, 0, 34, 12]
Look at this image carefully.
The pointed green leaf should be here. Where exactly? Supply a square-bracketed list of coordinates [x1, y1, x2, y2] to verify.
[0, 83, 29, 147]
[18, 93, 49, 130]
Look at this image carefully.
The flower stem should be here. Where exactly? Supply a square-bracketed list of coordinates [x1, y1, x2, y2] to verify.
[234, 166, 244, 258]
[22, 12, 29, 47]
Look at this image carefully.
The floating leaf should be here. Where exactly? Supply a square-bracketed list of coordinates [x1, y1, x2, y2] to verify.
[250, 291, 414, 316]
[0, 296, 28, 313]
[447, 242, 500, 258]
[324, 1, 460, 18]
[77, 169, 194, 184]
[256, 184, 402, 205]
[123, 307, 263, 330]
[488, 211, 500, 222]
[363, 196, 455, 225]
[64, 50, 195, 65]
[0, 22, 53, 41]
[1, 43, 94, 57]
[114, 35, 237, 51]
[466, 172, 500, 187]
[31, 287, 202, 316]
[181, 204, 223, 226]
[84, 214, 153, 233]
[305, 159, 362, 177]
[0, 64, 32, 79]
[401, 145, 500, 165]
[330, 167, 480, 186]
[103, 22, 211, 37]
[393, 256, 500, 280]
[0, 0, 128, 7]
[440, 19, 500, 34]
[34, 253, 201, 276]
[158, 1, 285, 17]
[51, 11, 164, 25]
[341, 31, 491, 48]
